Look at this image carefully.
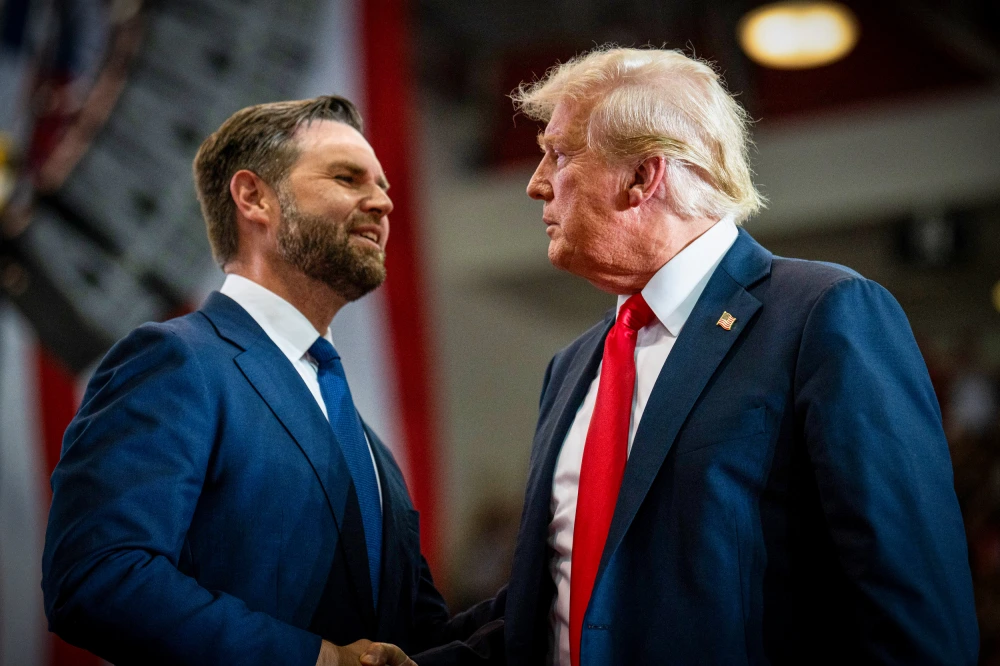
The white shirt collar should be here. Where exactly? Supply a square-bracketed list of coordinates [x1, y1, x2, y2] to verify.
[616, 214, 739, 337]
[219, 274, 332, 361]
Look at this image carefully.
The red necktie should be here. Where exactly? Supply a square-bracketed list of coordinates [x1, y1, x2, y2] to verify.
[570, 293, 656, 666]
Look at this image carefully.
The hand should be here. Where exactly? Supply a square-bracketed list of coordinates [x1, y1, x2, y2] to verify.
[360, 642, 417, 666]
[316, 639, 417, 666]
[316, 639, 370, 666]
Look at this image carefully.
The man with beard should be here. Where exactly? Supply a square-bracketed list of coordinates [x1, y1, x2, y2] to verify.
[42, 96, 497, 666]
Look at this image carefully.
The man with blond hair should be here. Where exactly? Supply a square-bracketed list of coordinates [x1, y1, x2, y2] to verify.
[498, 47, 978, 665]
[42, 96, 498, 666]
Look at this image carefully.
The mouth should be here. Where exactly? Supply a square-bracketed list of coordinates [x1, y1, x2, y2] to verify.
[350, 225, 382, 249]
[543, 218, 558, 237]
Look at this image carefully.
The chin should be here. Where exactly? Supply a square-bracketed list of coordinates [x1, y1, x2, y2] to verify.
[548, 244, 609, 290]
[548, 243, 590, 280]
[547, 242, 570, 271]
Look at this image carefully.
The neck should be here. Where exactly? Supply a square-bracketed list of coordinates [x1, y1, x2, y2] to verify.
[224, 255, 347, 334]
[590, 211, 719, 295]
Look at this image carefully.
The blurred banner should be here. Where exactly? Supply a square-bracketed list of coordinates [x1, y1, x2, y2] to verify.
[0, 0, 438, 663]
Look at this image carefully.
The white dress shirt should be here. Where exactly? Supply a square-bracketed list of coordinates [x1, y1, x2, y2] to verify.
[219, 274, 382, 508]
[547, 216, 738, 665]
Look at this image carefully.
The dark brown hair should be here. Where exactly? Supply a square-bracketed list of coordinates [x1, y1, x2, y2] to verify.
[193, 95, 363, 266]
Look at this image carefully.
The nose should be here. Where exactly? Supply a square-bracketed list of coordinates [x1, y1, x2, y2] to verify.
[362, 186, 394, 217]
[526, 159, 552, 201]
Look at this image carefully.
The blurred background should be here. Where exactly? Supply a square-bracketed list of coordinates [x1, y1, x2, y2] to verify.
[1, 0, 999, 663]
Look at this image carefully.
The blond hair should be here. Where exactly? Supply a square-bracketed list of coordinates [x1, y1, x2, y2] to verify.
[193, 96, 363, 266]
[513, 47, 765, 222]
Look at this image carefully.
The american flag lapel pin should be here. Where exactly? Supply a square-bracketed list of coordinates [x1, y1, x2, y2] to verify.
[717, 311, 736, 331]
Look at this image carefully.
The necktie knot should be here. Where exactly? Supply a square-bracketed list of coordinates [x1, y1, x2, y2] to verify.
[617, 293, 656, 332]
[309, 337, 340, 369]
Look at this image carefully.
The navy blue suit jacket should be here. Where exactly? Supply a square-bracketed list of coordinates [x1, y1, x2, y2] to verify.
[503, 230, 978, 665]
[42, 292, 490, 665]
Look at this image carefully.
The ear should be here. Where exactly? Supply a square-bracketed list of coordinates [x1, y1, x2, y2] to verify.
[230, 169, 279, 229]
[626, 155, 667, 208]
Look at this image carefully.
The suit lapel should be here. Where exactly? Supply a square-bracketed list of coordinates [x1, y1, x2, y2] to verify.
[199, 291, 377, 624]
[232, 346, 351, 527]
[597, 230, 771, 578]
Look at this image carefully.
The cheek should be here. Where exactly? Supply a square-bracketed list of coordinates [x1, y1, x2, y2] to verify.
[565, 193, 612, 241]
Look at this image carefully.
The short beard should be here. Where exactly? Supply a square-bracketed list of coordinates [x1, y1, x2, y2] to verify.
[275, 188, 386, 302]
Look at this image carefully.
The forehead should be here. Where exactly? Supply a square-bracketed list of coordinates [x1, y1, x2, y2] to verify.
[290, 119, 382, 171]
[540, 100, 590, 149]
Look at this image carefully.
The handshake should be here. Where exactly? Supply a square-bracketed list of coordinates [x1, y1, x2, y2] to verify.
[318, 639, 417, 666]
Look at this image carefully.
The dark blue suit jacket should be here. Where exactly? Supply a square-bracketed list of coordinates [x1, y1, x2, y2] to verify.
[503, 230, 978, 665]
[42, 292, 490, 665]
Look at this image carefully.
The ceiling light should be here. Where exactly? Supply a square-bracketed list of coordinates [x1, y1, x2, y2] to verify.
[738, 1, 860, 70]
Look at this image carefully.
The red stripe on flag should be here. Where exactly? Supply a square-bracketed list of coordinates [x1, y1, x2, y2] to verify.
[361, 0, 443, 575]
[35, 347, 102, 666]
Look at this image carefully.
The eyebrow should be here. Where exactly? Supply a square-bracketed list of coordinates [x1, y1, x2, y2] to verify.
[537, 131, 576, 153]
[328, 160, 390, 191]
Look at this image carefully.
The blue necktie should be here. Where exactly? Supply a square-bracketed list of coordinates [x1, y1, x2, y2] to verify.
[309, 337, 382, 606]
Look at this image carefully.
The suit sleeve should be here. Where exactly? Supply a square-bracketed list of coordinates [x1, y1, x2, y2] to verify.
[41, 325, 321, 666]
[410, 566, 506, 666]
[794, 277, 979, 665]
[403, 477, 506, 664]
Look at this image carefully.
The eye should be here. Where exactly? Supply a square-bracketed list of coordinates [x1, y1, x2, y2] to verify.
[334, 174, 354, 184]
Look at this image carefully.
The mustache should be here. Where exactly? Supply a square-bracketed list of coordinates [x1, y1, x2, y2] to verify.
[346, 212, 384, 232]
